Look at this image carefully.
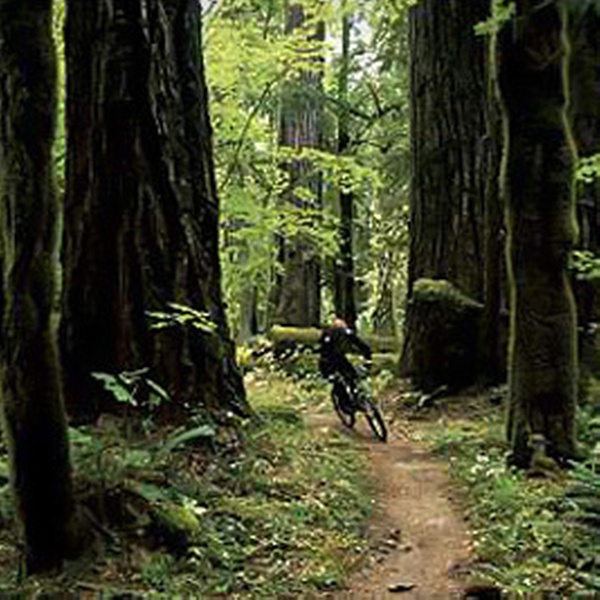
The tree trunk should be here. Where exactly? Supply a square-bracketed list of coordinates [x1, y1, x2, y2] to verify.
[0, 0, 79, 572]
[333, 6, 357, 326]
[497, 0, 578, 466]
[569, 6, 600, 392]
[570, 5, 600, 254]
[372, 252, 397, 338]
[62, 0, 247, 420]
[402, 0, 498, 385]
[482, 51, 506, 384]
[273, 1, 323, 327]
[238, 282, 258, 344]
[406, 0, 490, 300]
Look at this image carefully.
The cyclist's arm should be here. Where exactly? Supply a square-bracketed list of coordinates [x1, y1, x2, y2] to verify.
[348, 331, 372, 361]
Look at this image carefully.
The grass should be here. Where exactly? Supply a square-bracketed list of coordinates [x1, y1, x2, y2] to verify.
[0, 371, 371, 598]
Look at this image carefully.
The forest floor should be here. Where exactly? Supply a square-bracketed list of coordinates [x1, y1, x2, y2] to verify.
[0, 370, 583, 597]
[306, 397, 472, 599]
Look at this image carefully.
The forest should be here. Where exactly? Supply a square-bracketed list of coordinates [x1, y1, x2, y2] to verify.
[0, 0, 600, 596]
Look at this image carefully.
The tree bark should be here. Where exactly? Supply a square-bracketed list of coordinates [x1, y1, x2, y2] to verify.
[0, 0, 79, 572]
[406, 0, 490, 300]
[402, 0, 499, 385]
[482, 51, 506, 384]
[62, 0, 247, 420]
[569, 6, 600, 392]
[273, 1, 323, 327]
[497, 0, 578, 466]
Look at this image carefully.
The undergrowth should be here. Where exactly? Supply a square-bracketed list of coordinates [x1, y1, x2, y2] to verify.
[425, 407, 581, 595]
[0, 372, 370, 598]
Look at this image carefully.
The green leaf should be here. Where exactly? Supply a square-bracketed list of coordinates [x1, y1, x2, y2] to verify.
[474, 0, 515, 37]
[563, 0, 599, 17]
[146, 378, 171, 403]
[131, 481, 172, 504]
[147, 304, 218, 335]
[91, 372, 138, 406]
[161, 425, 217, 454]
[577, 154, 600, 184]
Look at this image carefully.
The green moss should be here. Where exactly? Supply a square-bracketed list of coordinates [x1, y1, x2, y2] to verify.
[269, 326, 322, 345]
[404, 278, 483, 390]
[268, 326, 399, 353]
[412, 278, 482, 309]
[154, 503, 201, 539]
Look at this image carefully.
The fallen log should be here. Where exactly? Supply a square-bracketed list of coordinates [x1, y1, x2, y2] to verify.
[267, 326, 399, 353]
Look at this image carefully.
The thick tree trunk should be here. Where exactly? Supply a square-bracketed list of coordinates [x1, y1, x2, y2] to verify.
[402, 0, 498, 385]
[273, 2, 323, 327]
[0, 0, 79, 572]
[497, 0, 578, 466]
[333, 8, 357, 326]
[406, 0, 490, 300]
[63, 0, 247, 420]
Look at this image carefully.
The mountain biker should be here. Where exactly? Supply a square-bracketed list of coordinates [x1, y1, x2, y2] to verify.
[318, 316, 372, 402]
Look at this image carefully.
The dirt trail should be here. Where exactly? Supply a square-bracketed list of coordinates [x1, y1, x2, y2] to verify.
[309, 412, 473, 599]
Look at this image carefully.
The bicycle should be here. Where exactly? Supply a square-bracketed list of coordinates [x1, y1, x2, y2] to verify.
[329, 367, 387, 443]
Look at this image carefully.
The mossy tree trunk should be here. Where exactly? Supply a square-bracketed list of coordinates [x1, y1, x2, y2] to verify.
[62, 0, 247, 420]
[402, 279, 483, 392]
[0, 0, 79, 572]
[273, 1, 323, 327]
[497, 0, 578, 466]
[402, 0, 501, 385]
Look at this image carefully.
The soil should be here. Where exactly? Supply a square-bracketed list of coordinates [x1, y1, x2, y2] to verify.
[308, 406, 473, 599]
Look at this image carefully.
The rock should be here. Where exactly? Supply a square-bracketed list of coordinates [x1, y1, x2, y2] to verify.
[388, 582, 416, 593]
[150, 502, 201, 552]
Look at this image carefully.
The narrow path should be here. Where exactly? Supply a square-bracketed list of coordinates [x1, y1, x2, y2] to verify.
[308, 411, 472, 599]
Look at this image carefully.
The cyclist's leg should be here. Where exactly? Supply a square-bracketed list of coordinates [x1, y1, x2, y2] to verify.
[338, 359, 359, 400]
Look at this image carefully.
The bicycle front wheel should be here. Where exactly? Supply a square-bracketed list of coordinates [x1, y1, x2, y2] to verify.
[363, 398, 387, 442]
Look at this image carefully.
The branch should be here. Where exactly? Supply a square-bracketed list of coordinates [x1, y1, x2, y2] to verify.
[218, 79, 278, 193]
[321, 90, 404, 123]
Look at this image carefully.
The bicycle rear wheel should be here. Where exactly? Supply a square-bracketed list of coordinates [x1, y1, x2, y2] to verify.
[332, 383, 355, 429]
[363, 398, 387, 442]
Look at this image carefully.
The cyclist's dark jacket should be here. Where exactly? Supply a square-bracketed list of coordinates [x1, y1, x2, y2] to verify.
[318, 326, 371, 385]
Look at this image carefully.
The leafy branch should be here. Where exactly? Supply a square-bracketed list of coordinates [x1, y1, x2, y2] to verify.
[147, 303, 218, 335]
[474, 0, 516, 36]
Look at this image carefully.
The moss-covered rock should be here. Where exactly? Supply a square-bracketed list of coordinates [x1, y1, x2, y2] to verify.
[400, 278, 483, 392]
[151, 502, 201, 552]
